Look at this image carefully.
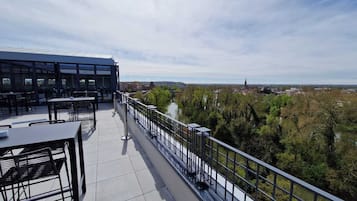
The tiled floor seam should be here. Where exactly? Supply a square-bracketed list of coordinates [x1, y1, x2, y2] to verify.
[129, 158, 146, 201]
[124, 194, 146, 201]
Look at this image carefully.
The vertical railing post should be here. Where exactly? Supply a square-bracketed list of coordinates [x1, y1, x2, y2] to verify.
[187, 123, 200, 179]
[132, 98, 139, 121]
[113, 92, 117, 114]
[147, 105, 157, 137]
[121, 96, 131, 141]
[196, 127, 210, 190]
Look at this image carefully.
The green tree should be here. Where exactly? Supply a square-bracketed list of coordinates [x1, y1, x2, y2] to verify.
[144, 87, 171, 112]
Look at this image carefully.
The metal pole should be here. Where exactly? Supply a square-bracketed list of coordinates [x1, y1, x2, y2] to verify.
[121, 96, 131, 141]
[112, 92, 117, 116]
[132, 98, 139, 121]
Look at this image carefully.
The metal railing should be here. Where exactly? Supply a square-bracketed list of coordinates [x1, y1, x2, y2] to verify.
[116, 91, 343, 201]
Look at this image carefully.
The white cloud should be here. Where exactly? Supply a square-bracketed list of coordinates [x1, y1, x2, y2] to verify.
[0, 0, 356, 84]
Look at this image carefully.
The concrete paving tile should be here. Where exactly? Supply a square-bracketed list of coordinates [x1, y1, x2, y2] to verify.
[126, 195, 145, 201]
[98, 135, 122, 143]
[130, 155, 150, 172]
[96, 173, 142, 201]
[84, 150, 98, 166]
[84, 142, 98, 153]
[82, 183, 96, 201]
[143, 190, 168, 201]
[97, 158, 134, 181]
[86, 164, 97, 184]
[97, 147, 128, 162]
[136, 169, 165, 194]
[98, 138, 124, 152]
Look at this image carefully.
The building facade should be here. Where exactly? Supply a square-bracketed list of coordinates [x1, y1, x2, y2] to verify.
[0, 50, 119, 102]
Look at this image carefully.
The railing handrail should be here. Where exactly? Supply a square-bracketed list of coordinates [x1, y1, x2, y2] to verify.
[117, 90, 187, 127]
[116, 90, 343, 201]
[208, 137, 343, 201]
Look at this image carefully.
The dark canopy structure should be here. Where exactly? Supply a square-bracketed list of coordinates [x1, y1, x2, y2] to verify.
[0, 50, 119, 102]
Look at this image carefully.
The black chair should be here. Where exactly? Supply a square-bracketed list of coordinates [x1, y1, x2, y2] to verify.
[0, 147, 72, 200]
[0, 124, 11, 129]
[0, 125, 12, 156]
[54, 102, 76, 121]
[24, 91, 37, 111]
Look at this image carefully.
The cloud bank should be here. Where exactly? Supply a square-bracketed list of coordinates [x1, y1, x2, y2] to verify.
[1, 0, 356, 84]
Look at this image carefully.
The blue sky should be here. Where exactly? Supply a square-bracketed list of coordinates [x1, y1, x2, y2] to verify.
[1, 0, 356, 84]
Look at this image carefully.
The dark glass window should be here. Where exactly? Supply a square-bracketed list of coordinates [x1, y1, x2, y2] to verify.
[61, 79, 67, 87]
[6, 61, 34, 91]
[60, 63, 77, 74]
[24, 78, 32, 86]
[79, 79, 86, 88]
[0, 63, 11, 73]
[48, 79, 56, 86]
[37, 78, 45, 87]
[0, 63, 12, 91]
[2, 78, 11, 86]
[88, 79, 96, 87]
[96, 65, 111, 75]
[79, 64, 94, 75]
[60, 63, 77, 91]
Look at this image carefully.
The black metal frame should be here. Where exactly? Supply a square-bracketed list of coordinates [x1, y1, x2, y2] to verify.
[0, 147, 71, 201]
[0, 122, 86, 201]
[47, 97, 97, 129]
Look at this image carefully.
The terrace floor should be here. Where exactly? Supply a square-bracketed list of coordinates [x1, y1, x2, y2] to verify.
[0, 104, 178, 201]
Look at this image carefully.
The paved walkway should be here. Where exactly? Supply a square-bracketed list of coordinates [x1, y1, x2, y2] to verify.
[0, 104, 175, 201]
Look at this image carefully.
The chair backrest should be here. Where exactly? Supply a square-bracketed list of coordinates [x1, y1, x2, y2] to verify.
[0, 156, 15, 178]
[0, 148, 54, 180]
[29, 120, 65, 127]
[0, 125, 11, 130]
[0, 125, 11, 156]
[17, 148, 52, 166]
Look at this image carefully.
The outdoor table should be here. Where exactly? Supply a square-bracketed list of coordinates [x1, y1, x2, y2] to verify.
[72, 90, 99, 109]
[0, 122, 86, 201]
[47, 97, 96, 129]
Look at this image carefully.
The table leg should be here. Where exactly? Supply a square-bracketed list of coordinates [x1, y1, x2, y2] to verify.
[54, 104, 58, 121]
[48, 104, 52, 121]
[25, 98, 29, 112]
[77, 124, 86, 193]
[7, 97, 11, 114]
[15, 98, 18, 116]
[92, 101, 96, 129]
[68, 139, 80, 201]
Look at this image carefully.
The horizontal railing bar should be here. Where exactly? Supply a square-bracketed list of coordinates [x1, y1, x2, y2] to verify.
[207, 137, 342, 201]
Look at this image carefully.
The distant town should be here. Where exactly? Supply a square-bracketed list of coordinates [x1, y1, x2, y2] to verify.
[120, 81, 357, 95]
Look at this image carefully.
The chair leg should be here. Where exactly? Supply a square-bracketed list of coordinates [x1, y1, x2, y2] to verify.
[19, 182, 29, 199]
[0, 186, 8, 201]
[57, 176, 65, 201]
[11, 184, 16, 201]
[17, 183, 20, 200]
[64, 158, 73, 199]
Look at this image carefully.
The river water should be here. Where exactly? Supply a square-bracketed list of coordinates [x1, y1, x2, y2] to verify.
[166, 102, 178, 119]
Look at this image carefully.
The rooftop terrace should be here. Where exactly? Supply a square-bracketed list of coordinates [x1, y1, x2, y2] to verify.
[0, 104, 198, 201]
